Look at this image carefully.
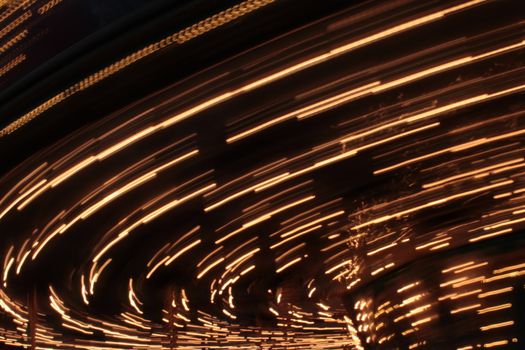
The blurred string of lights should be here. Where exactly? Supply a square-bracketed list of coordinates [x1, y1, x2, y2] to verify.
[0, 0, 524, 349]
[0, 0, 275, 137]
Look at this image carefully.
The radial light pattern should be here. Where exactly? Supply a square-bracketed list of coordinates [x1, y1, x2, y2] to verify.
[0, 0, 524, 349]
